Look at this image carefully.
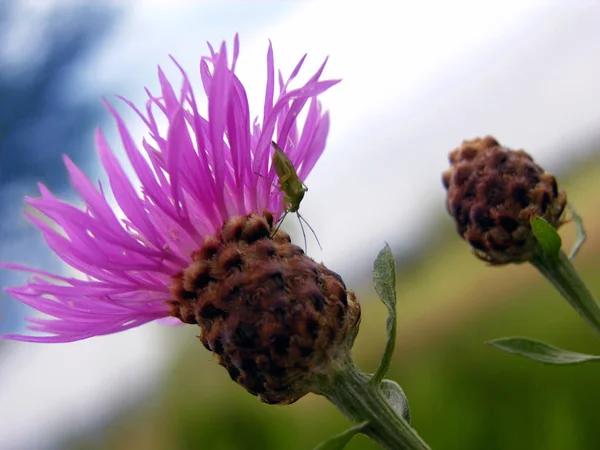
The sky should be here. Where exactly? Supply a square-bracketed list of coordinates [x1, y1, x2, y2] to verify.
[1, 1, 600, 448]
[82, 0, 600, 277]
[0, 0, 116, 335]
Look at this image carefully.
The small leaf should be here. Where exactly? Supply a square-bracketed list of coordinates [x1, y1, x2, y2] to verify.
[530, 216, 562, 259]
[314, 421, 369, 450]
[371, 243, 397, 385]
[568, 204, 586, 260]
[373, 243, 397, 311]
[487, 337, 600, 365]
[381, 379, 411, 423]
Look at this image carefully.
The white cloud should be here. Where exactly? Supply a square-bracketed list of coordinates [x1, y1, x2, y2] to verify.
[0, 325, 173, 449]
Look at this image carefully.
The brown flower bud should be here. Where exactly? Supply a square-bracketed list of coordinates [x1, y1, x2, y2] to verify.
[442, 136, 567, 264]
[169, 211, 361, 404]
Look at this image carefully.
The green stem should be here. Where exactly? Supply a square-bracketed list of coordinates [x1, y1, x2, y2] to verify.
[315, 363, 430, 450]
[371, 307, 396, 386]
[530, 250, 600, 335]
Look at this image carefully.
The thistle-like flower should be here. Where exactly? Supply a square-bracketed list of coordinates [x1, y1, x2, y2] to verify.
[170, 212, 360, 404]
[442, 136, 567, 264]
[2, 36, 361, 405]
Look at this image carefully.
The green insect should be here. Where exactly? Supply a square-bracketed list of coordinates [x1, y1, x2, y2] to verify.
[270, 141, 321, 251]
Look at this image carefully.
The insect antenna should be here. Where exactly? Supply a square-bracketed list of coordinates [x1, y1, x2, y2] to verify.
[297, 212, 322, 251]
[295, 214, 308, 252]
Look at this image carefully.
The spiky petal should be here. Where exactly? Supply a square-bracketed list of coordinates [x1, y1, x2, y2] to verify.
[2, 36, 339, 342]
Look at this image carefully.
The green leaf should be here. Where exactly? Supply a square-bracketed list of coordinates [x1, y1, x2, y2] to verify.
[371, 243, 397, 385]
[487, 337, 600, 364]
[568, 204, 586, 260]
[530, 216, 562, 259]
[313, 422, 369, 450]
[381, 379, 411, 423]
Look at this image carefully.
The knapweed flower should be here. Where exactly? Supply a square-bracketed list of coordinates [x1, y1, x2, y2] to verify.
[442, 136, 567, 265]
[2, 36, 361, 404]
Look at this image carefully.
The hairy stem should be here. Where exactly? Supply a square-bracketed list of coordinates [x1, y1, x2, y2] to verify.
[315, 362, 430, 450]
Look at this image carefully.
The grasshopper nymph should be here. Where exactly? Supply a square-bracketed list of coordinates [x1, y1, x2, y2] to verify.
[270, 141, 321, 251]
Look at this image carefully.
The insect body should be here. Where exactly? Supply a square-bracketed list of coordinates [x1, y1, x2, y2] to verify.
[270, 141, 321, 251]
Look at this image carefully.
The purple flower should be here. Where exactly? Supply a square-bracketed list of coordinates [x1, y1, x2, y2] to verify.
[2, 35, 339, 343]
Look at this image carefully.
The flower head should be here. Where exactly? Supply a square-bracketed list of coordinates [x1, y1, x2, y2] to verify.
[2, 36, 340, 343]
[170, 211, 360, 404]
[442, 136, 567, 264]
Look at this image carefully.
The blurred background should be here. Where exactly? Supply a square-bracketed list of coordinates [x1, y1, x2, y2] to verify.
[1, 1, 600, 449]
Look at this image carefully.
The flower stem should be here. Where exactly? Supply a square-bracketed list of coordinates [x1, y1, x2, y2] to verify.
[530, 250, 600, 335]
[315, 362, 430, 450]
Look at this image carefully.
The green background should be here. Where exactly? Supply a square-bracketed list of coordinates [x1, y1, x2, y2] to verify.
[68, 158, 600, 450]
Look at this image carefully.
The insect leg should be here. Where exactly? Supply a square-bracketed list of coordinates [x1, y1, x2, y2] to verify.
[254, 172, 278, 189]
[272, 211, 289, 236]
